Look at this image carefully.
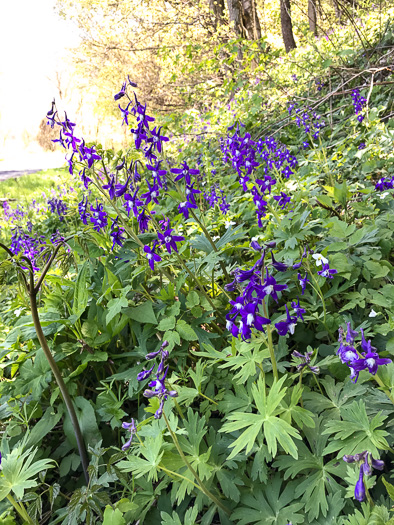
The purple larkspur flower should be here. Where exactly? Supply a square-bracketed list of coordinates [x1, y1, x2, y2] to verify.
[158, 228, 185, 254]
[275, 304, 298, 336]
[90, 201, 108, 232]
[144, 243, 162, 271]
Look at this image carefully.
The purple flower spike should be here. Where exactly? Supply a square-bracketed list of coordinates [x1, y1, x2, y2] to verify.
[137, 364, 155, 381]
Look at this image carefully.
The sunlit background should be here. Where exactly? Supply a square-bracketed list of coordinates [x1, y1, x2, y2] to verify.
[0, 0, 79, 171]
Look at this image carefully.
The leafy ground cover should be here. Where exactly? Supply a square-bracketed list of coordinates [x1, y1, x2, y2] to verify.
[0, 10, 394, 525]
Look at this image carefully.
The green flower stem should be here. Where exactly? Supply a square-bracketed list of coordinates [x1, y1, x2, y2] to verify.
[262, 299, 278, 381]
[29, 291, 90, 484]
[7, 494, 35, 525]
[162, 411, 230, 516]
[303, 261, 328, 327]
[298, 370, 305, 408]
[365, 482, 374, 507]
[373, 374, 394, 406]
[313, 373, 325, 396]
[158, 465, 202, 491]
[267, 203, 281, 225]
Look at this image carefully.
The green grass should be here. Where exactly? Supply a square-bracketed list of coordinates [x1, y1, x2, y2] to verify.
[0, 168, 70, 201]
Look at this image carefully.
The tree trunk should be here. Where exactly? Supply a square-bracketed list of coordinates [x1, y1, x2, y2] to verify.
[308, 0, 317, 35]
[209, 0, 226, 29]
[280, 0, 297, 52]
[241, 0, 262, 39]
[226, 0, 246, 37]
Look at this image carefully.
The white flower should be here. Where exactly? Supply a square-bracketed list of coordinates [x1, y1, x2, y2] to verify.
[14, 308, 23, 318]
[380, 192, 389, 199]
[212, 235, 220, 241]
[225, 220, 236, 229]
[312, 253, 328, 266]
[369, 309, 378, 317]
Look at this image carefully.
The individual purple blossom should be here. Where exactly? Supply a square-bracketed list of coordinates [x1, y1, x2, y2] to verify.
[103, 175, 116, 200]
[158, 228, 185, 254]
[185, 183, 201, 205]
[275, 304, 298, 336]
[79, 168, 91, 189]
[292, 350, 319, 374]
[354, 466, 366, 502]
[271, 253, 288, 272]
[291, 298, 306, 320]
[273, 191, 291, 209]
[110, 218, 126, 250]
[178, 200, 196, 220]
[148, 126, 169, 153]
[114, 81, 127, 101]
[146, 161, 167, 188]
[124, 189, 143, 217]
[90, 201, 108, 232]
[141, 180, 160, 205]
[317, 262, 337, 279]
[144, 243, 162, 270]
[260, 269, 287, 302]
[78, 196, 90, 225]
[115, 176, 131, 198]
[171, 161, 200, 185]
[351, 350, 391, 376]
[121, 418, 137, 451]
[137, 209, 150, 233]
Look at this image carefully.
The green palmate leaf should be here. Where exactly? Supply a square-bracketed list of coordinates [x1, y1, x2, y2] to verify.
[230, 475, 304, 524]
[117, 435, 163, 481]
[273, 419, 346, 521]
[72, 262, 89, 319]
[0, 446, 55, 500]
[321, 400, 389, 458]
[221, 377, 301, 459]
[219, 340, 270, 384]
[18, 348, 52, 400]
[161, 507, 198, 525]
[342, 503, 390, 525]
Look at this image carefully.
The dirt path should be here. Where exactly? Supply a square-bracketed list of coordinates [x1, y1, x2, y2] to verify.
[0, 170, 40, 182]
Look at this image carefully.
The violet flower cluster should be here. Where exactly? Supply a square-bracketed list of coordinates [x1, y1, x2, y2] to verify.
[137, 340, 178, 419]
[10, 226, 47, 272]
[351, 89, 366, 122]
[220, 125, 296, 227]
[48, 80, 191, 264]
[337, 323, 391, 383]
[288, 101, 326, 140]
[225, 241, 307, 340]
[343, 451, 384, 502]
[47, 198, 67, 220]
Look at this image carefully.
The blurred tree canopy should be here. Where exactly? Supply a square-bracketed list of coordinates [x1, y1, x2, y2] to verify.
[56, 0, 379, 117]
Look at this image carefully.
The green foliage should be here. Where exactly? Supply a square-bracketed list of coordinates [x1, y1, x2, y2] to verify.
[1, 9, 394, 524]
